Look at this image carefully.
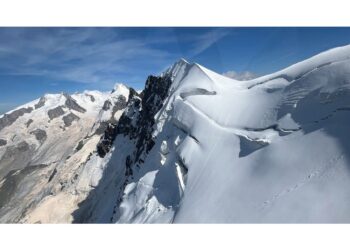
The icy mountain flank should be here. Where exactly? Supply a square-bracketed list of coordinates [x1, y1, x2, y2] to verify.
[83, 45, 350, 223]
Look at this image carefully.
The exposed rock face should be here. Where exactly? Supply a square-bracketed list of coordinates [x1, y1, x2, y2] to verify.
[111, 96, 127, 121]
[96, 95, 130, 157]
[133, 75, 172, 161]
[114, 95, 127, 110]
[0, 107, 33, 132]
[26, 119, 33, 128]
[62, 113, 80, 127]
[71, 72, 175, 223]
[2, 141, 30, 159]
[96, 123, 117, 158]
[48, 106, 65, 120]
[34, 97, 46, 109]
[102, 100, 112, 111]
[86, 94, 95, 102]
[0, 139, 6, 146]
[115, 89, 142, 138]
[112, 75, 172, 166]
[64, 93, 86, 113]
[30, 129, 47, 143]
[94, 121, 109, 135]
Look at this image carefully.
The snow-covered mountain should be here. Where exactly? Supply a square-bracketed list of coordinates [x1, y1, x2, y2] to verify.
[2, 45, 350, 223]
[0, 84, 130, 223]
[91, 45, 350, 223]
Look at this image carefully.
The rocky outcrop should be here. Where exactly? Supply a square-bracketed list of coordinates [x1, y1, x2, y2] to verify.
[0, 139, 6, 146]
[30, 129, 47, 143]
[64, 93, 86, 113]
[70, 74, 174, 223]
[48, 106, 65, 120]
[1, 141, 29, 157]
[96, 123, 118, 158]
[34, 97, 46, 109]
[95, 95, 129, 158]
[118, 75, 172, 163]
[26, 119, 33, 128]
[0, 107, 33, 132]
[114, 95, 127, 111]
[86, 94, 95, 102]
[62, 113, 80, 127]
[102, 100, 112, 111]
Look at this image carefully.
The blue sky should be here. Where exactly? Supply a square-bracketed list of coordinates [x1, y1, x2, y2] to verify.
[1, 27, 350, 114]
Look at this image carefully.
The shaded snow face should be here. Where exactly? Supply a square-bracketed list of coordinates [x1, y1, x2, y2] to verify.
[114, 45, 350, 223]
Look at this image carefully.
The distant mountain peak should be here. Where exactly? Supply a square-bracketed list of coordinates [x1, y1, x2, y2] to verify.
[112, 83, 129, 95]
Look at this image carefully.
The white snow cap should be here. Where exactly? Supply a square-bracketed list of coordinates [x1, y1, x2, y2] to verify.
[113, 83, 129, 96]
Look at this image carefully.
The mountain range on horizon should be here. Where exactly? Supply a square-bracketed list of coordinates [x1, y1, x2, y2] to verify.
[1, 44, 350, 223]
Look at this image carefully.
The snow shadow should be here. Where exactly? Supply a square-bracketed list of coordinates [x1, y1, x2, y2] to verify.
[280, 87, 350, 171]
[238, 136, 268, 157]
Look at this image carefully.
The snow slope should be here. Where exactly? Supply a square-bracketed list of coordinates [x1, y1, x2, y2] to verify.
[109, 45, 350, 223]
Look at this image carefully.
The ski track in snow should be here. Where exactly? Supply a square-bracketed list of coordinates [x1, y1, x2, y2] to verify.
[259, 152, 345, 211]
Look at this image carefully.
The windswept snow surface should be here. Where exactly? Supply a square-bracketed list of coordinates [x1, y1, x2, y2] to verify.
[114, 45, 350, 223]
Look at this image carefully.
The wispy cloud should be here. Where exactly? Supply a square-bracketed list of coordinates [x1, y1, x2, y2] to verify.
[191, 29, 231, 56]
[0, 28, 172, 88]
[0, 28, 235, 90]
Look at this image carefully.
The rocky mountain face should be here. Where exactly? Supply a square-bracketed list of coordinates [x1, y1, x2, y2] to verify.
[71, 65, 177, 223]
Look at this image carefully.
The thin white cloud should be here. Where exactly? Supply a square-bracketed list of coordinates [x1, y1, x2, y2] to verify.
[222, 70, 257, 81]
[0, 28, 236, 89]
[191, 29, 230, 55]
[0, 28, 172, 87]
